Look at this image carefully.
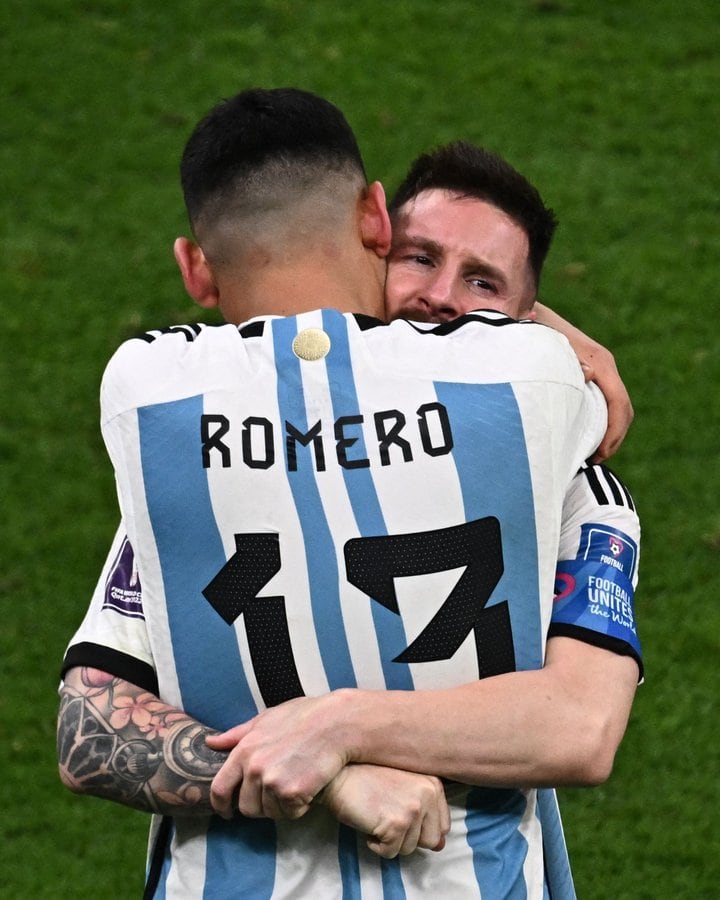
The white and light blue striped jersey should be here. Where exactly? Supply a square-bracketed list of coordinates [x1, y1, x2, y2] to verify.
[72, 308, 608, 899]
[63, 468, 642, 690]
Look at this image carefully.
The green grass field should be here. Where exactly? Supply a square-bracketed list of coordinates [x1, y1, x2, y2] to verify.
[2, 0, 719, 896]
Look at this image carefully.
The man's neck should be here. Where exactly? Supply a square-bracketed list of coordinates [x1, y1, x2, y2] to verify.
[218, 255, 387, 325]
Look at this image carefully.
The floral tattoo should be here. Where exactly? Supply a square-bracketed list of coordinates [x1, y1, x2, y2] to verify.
[57, 668, 228, 816]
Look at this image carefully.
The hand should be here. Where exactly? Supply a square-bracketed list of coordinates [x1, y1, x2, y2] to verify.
[206, 693, 349, 820]
[318, 764, 450, 858]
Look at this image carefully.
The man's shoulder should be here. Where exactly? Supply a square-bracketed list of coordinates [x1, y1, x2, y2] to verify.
[100, 321, 243, 420]
[369, 312, 581, 384]
[383, 310, 572, 349]
[113, 319, 243, 352]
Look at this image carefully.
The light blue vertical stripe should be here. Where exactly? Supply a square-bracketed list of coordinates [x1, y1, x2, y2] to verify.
[336, 825, 406, 900]
[271, 316, 357, 690]
[139, 398, 276, 899]
[138, 398, 258, 728]
[465, 787, 531, 900]
[153, 871, 167, 899]
[203, 818, 277, 900]
[379, 857, 406, 899]
[433, 382, 543, 673]
[322, 310, 413, 691]
[433, 382, 542, 894]
[536, 789, 576, 899]
[338, 824, 362, 900]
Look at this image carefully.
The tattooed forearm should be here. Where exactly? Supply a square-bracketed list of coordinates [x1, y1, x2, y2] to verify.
[57, 667, 228, 816]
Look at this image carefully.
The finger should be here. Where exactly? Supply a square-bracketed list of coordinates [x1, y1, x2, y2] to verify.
[593, 390, 634, 464]
[580, 361, 594, 383]
[366, 834, 401, 859]
[430, 794, 451, 852]
[236, 769, 264, 818]
[439, 793, 451, 837]
[260, 785, 311, 821]
[210, 782, 235, 819]
[210, 757, 244, 819]
[261, 785, 282, 820]
[365, 812, 406, 860]
[398, 813, 423, 857]
[236, 782, 282, 819]
[278, 797, 313, 820]
[592, 429, 620, 463]
[416, 782, 450, 852]
[205, 722, 252, 750]
[415, 802, 445, 854]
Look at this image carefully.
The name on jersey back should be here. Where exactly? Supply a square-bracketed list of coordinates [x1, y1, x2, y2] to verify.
[200, 401, 454, 471]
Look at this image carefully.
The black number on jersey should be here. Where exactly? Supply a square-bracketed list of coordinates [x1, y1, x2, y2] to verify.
[346, 517, 515, 677]
[203, 518, 515, 707]
[202, 533, 304, 708]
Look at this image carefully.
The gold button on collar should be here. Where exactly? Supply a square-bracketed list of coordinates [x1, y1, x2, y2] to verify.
[292, 327, 331, 361]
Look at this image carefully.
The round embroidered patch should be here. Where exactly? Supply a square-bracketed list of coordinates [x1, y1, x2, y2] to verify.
[292, 327, 331, 361]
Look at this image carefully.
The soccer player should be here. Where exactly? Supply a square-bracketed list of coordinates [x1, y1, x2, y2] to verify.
[376, 142, 642, 894]
[383, 139, 641, 700]
[203, 134, 641, 894]
[385, 139, 634, 463]
[58, 89, 640, 898]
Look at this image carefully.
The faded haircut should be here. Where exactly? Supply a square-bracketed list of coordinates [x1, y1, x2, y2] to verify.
[180, 87, 368, 244]
[389, 141, 558, 290]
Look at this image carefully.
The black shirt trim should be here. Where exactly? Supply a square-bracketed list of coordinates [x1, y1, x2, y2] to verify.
[61, 642, 159, 695]
[548, 624, 643, 681]
[143, 817, 173, 899]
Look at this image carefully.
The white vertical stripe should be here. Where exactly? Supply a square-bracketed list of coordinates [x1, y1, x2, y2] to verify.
[165, 819, 209, 899]
[518, 790, 545, 900]
[273, 811, 343, 898]
[401, 786, 482, 899]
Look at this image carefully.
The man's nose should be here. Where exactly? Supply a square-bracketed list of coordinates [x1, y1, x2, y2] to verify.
[421, 269, 460, 321]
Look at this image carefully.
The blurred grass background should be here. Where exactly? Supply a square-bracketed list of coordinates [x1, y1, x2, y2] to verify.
[1, 0, 718, 896]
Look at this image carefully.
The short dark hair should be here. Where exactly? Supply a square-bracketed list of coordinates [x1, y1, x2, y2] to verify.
[180, 87, 367, 237]
[389, 141, 558, 290]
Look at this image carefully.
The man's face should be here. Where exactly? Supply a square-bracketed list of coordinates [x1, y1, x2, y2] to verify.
[385, 188, 536, 323]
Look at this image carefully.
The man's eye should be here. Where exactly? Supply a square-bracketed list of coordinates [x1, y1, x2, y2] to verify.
[411, 254, 433, 266]
[469, 278, 495, 292]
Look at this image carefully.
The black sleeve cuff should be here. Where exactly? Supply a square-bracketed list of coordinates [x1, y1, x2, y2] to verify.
[61, 642, 159, 695]
[548, 624, 644, 682]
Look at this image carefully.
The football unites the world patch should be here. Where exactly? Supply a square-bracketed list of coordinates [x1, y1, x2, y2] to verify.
[553, 523, 641, 661]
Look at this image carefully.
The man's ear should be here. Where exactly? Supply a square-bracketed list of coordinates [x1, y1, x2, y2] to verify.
[359, 181, 392, 258]
[173, 237, 220, 309]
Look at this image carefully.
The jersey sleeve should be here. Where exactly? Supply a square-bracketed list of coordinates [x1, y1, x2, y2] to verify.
[60, 523, 157, 694]
[550, 463, 643, 679]
[577, 381, 608, 468]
